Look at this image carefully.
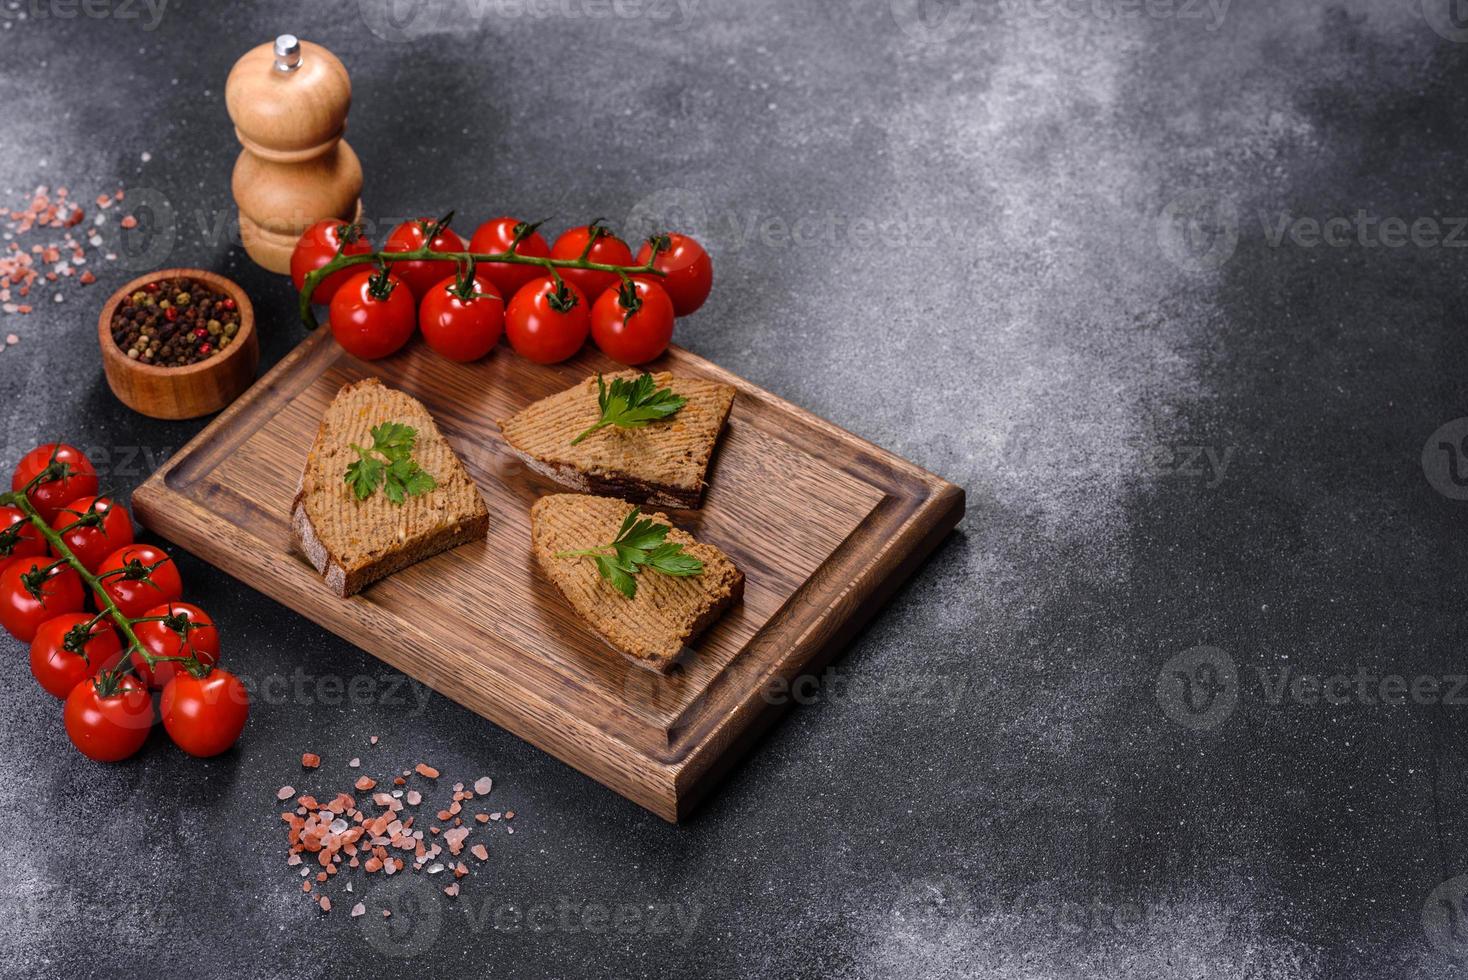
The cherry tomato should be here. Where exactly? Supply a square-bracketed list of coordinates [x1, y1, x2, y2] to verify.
[419, 269, 504, 362]
[0, 556, 85, 641]
[591, 279, 676, 365]
[64, 675, 154, 762]
[132, 601, 220, 690]
[97, 543, 182, 619]
[505, 277, 590, 364]
[11, 444, 98, 524]
[550, 222, 633, 304]
[0, 505, 46, 561]
[291, 219, 373, 306]
[329, 268, 417, 360]
[635, 232, 713, 316]
[468, 217, 551, 299]
[49, 495, 133, 573]
[384, 215, 466, 300]
[161, 668, 249, 758]
[30, 613, 123, 699]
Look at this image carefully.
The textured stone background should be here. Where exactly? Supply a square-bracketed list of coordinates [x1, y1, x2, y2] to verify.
[1, 0, 1466, 976]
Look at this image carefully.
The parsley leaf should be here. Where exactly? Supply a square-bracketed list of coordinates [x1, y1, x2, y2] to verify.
[344, 422, 437, 505]
[570, 373, 688, 445]
[345, 452, 384, 501]
[556, 505, 704, 598]
[370, 421, 419, 462]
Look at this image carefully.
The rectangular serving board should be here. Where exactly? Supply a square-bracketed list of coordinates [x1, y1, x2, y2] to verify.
[132, 328, 964, 821]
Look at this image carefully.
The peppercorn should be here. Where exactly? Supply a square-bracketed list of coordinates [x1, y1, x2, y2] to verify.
[110, 276, 242, 368]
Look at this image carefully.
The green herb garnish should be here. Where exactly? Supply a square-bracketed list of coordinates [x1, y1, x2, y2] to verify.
[569, 373, 687, 446]
[344, 422, 437, 505]
[556, 506, 704, 598]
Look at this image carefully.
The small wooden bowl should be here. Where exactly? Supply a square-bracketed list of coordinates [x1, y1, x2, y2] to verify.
[98, 268, 259, 420]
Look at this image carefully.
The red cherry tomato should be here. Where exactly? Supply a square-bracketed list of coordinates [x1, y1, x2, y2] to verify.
[329, 268, 417, 360]
[384, 215, 466, 300]
[550, 222, 633, 304]
[0, 556, 85, 642]
[11, 444, 98, 524]
[505, 276, 590, 364]
[468, 217, 551, 299]
[64, 675, 154, 762]
[591, 279, 676, 365]
[161, 668, 249, 758]
[635, 232, 713, 316]
[132, 601, 220, 690]
[97, 543, 182, 619]
[0, 505, 46, 561]
[418, 270, 505, 362]
[291, 219, 373, 306]
[49, 495, 133, 573]
[30, 613, 124, 699]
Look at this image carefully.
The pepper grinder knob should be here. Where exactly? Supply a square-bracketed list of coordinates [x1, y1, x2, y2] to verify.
[225, 34, 363, 274]
[274, 34, 302, 72]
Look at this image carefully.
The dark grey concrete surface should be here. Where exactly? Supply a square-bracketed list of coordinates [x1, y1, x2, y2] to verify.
[1, 0, 1466, 976]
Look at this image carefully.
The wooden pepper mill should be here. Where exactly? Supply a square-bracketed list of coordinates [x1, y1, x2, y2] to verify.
[225, 34, 363, 274]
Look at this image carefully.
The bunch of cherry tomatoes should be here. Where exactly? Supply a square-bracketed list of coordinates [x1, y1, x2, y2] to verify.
[1, 444, 249, 762]
[291, 214, 713, 366]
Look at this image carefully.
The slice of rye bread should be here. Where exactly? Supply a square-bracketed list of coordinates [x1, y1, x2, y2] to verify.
[530, 494, 743, 673]
[291, 378, 490, 598]
[496, 371, 735, 509]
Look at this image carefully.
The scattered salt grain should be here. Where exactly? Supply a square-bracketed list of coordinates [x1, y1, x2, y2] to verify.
[351, 903, 365, 917]
[474, 777, 492, 795]
[277, 786, 296, 800]
[348, 757, 360, 768]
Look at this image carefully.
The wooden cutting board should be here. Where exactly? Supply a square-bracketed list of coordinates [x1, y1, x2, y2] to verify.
[131, 328, 964, 821]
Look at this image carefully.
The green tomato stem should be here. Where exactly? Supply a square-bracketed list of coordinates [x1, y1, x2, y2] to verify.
[0, 487, 180, 691]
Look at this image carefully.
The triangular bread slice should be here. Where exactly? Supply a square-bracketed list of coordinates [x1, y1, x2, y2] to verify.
[497, 371, 735, 509]
[291, 378, 490, 598]
[530, 494, 743, 673]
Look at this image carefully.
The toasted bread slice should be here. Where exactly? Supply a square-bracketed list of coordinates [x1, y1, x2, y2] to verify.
[292, 378, 490, 598]
[530, 494, 743, 673]
[497, 371, 735, 508]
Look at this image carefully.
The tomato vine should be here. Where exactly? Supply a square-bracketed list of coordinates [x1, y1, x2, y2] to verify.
[297, 215, 667, 330]
[0, 466, 206, 695]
